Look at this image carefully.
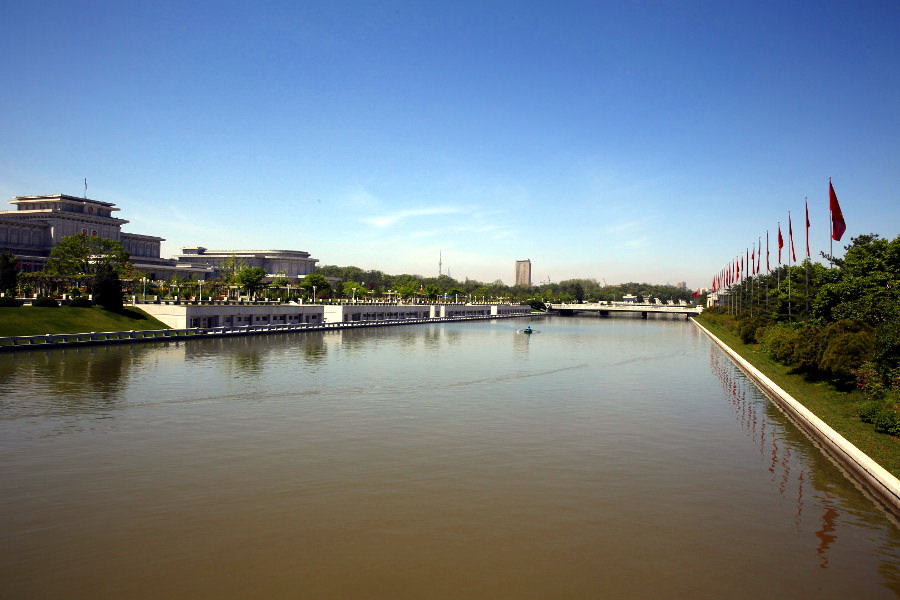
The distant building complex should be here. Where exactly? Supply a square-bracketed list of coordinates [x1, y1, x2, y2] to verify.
[0, 194, 319, 282]
[174, 247, 318, 280]
[515, 259, 531, 287]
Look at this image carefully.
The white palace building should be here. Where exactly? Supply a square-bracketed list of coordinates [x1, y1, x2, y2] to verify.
[0, 194, 319, 282]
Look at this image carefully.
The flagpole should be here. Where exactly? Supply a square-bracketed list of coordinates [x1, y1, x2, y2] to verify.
[805, 197, 810, 321]
[766, 230, 769, 310]
[788, 211, 792, 320]
[747, 243, 756, 319]
[777, 221, 781, 291]
[829, 177, 833, 266]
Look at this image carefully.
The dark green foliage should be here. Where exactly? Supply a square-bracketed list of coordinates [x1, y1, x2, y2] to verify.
[819, 320, 874, 385]
[0, 296, 22, 307]
[871, 409, 900, 436]
[32, 296, 59, 307]
[527, 299, 547, 311]
[792, 325, 824, 373]
[46, 235, 130, 278]
[738, 312, 773, 344]
[759, 325, 801, 364]
[858, 401, 884, 424]
[0, 252, 18, 295]
[92, 263, 124, 311]
[68, 296, 93, 308]
[874, 312, 900, 382]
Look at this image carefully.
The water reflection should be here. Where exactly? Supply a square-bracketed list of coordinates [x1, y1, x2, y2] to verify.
[0, 344, 145, 418]
[709, 345, 900, 591]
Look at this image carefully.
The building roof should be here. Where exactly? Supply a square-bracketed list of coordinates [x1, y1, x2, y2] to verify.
[12, 194, 119, 209]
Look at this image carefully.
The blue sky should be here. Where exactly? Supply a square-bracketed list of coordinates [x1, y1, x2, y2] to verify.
[2, 1, 898, 287]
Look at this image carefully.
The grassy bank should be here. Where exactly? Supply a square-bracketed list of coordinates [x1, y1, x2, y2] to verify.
[695, 314, 900, 478]
[0, 306, 169, 337]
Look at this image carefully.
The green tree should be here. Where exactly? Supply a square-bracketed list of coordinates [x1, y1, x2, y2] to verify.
[92, 263, 124, 311]
[447, 287, 465, 302]
[46, 235, 130, 279]
[301, 273, 332, 299]
[220, 253, 247, 285]
[343, 281, 367, 299]
[236, 267, 268, 299]
[0, 252, 18, 295]
[271, 270, 289, 287]
[424, 284, 441, 300]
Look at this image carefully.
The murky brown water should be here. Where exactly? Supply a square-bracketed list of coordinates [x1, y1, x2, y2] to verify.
[2, 316, 900, 598]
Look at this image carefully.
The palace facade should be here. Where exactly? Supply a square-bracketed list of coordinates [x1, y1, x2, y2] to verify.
[1, 194, 320, 282]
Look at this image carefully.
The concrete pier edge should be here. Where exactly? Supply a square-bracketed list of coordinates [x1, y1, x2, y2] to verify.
[692, 318, 900, 514]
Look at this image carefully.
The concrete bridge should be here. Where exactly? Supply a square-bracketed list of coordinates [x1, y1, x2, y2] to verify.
[547, 302, 702, 319]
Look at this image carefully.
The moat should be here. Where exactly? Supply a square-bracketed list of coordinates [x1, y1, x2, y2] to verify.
[2, 316, 900, 598]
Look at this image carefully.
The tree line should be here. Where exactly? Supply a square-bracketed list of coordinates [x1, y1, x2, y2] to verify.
[314, 264, 697, 306]
[2, 234, 699, 309]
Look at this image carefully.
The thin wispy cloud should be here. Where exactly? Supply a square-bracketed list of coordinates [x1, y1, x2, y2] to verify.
[364, 206, 467, 228]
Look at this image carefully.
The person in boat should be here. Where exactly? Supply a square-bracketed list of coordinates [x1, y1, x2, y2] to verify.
[523, 325, 533, 334]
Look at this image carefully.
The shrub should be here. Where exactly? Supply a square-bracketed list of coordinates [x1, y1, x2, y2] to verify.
[738, 313, 773, 344]
[792, 325, 824, 374]
[858, 400, 884, 424]
[819, 320, 875, 384]
[0, 296, 21, 307]
[853, 361, 886, 400]
[528, 299, 547, 311]
[32, 296, 59, 307]
[760, 325, 802, 364]
[68, 296, 93, 308]
[872, 409, 900, 436]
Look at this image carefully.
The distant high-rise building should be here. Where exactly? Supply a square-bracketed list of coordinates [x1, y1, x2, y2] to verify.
[515, 259, 532, 286]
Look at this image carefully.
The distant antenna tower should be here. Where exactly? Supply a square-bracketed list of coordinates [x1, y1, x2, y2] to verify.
[438, 250, 442, 278]
[84, 178, 87, 199]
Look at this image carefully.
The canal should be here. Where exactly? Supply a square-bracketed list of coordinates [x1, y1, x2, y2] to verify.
[2, 316, 900, 598]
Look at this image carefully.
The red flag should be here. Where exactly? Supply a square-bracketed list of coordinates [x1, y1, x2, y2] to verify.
[789, 213, 796, 262]
[766, 230, 770, 271]
[830, 180, 846, 241]
[751, 246, 755, 274]
[777, 224, 783, 264]
[805, 200, 811, 258]
[757, 237, 761, 273]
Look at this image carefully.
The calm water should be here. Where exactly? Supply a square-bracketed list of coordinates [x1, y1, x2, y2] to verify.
[2, 315, 900, 598]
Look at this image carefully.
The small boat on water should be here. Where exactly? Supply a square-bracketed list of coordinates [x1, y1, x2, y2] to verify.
[523, 326, 533, 334]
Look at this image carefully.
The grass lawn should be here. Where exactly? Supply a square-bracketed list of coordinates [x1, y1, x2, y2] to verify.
[0, 306, 170, 337]
[695, 314, 900, 478]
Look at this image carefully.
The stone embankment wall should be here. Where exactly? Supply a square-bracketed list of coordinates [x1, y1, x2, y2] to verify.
[693, 318, 900, 514]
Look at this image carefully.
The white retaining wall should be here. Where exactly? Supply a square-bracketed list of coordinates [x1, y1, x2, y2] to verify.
[693, 318, 900, 513]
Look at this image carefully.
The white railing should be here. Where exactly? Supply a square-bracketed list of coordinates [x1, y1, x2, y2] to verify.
[0, 313, 523, 351]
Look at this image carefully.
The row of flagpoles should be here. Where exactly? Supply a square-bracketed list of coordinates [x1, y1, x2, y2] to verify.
[710, 179, 847, 295]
